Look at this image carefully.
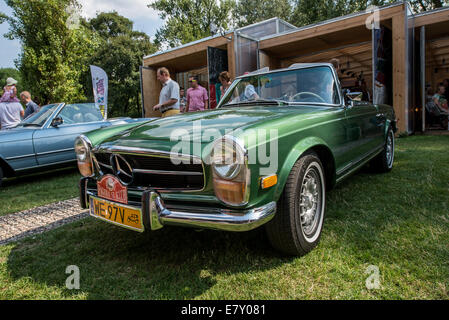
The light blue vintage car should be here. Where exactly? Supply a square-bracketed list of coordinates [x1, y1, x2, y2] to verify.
[0, 102, 146, 186]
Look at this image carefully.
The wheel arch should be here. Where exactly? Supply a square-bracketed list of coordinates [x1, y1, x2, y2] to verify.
[273, 137, 336, 201]
[0, 156, 16, 178]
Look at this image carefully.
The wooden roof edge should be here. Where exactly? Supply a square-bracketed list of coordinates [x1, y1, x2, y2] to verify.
[414, 6, 449, 27]
[259, 2, 405, 49]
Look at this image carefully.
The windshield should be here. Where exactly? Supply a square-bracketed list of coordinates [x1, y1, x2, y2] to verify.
[219, 66, 341, 107]
[56, 103, 104, 124]
[17, 104, 59, 127]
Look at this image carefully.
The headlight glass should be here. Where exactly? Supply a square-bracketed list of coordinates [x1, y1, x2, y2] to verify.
[75, 136, 93, 177]
[211, 139, 244, 180]
[211, 137, 249, 206]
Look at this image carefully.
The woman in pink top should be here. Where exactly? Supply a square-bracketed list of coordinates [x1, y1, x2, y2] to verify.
[185, 76, 208, 112]
[0, 77, 20, 103]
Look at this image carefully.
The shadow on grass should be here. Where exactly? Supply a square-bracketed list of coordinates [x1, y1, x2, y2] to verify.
[2, 166, 78, 188]
[5, 218, 290, 299]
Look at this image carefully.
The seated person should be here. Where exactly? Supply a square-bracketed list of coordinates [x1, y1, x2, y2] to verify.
[242, 80, 259, 101]
[433, 83, 448, 113]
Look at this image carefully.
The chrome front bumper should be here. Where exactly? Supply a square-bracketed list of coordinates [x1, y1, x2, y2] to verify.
[80, 178, 276, 232]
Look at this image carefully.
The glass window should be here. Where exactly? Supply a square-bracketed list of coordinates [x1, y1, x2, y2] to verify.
[220, 66, 341, 107]
[17, 104, 59, 127]
[58, 103, 104, 125]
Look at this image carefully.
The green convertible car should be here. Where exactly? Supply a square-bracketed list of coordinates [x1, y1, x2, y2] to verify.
[76, 63, 396, 256]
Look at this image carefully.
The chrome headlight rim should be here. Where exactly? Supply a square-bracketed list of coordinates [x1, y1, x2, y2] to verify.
[211, 135, 247, 181]
[75, 135, 92, 162]
[75, 135, 94, 177]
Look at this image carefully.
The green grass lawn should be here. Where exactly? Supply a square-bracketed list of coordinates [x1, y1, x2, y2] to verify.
[0, 135, 448, 299]
[0, 167, 81, 216]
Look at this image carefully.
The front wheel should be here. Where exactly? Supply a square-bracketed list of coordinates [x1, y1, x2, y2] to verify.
[265, 152, 326, 256]
[0, 166, 3, 187]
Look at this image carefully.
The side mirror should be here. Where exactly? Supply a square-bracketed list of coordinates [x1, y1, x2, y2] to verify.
[51, 117, 64, 127]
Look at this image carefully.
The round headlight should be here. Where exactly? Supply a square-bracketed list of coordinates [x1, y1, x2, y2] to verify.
[75, 137, 90, 162]
[75, 135, 93, 177]
[211, 137, 245, 180]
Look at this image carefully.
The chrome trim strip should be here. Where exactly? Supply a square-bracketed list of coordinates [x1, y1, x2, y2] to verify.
[133, 168, 203, 176]
[5, 154, 36, 161]
[36, 147, 75, 156]
[14, 159, 75, 172]
[94, 145, 200, 163]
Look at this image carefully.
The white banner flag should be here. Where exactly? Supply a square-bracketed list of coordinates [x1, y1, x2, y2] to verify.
[90, 65, 108, 119]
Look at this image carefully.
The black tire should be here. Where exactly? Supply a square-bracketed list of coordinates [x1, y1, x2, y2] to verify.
[370, 126, 395, 173]
[265, 151, 326, 256]
[0, 166, 3, 187]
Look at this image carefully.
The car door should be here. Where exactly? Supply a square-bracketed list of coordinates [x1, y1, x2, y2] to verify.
[344, 99, 384, 166]
[0, 128, 38, 171]
[33, 103, 109, 165]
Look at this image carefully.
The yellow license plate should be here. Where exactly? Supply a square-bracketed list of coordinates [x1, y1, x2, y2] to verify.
[89, 196, 144, 232]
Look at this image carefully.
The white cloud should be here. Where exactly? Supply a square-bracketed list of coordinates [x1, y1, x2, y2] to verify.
[78, 0, 160, 20]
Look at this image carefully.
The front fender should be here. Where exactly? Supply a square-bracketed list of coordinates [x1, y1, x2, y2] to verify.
[273, 136, 334, 201]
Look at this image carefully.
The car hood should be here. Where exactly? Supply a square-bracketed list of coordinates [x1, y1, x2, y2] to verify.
[95, 105, 330, 154]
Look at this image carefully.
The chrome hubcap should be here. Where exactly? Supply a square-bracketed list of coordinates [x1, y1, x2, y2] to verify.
[386, 132, 394, 167]
[299, 167, 321, 238]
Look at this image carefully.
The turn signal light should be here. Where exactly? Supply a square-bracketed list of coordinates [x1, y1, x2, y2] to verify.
[261, 174, 278, 189]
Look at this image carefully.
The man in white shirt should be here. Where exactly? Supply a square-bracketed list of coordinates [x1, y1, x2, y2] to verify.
[153, 67, 181, 118]
[0, 101, 24, 130]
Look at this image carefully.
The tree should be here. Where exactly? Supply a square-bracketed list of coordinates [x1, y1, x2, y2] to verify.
[409, 0, 449, 12]
[1, 0, 98, 104]
[85, 12, 156, 118]
[290, 1, 449, 28]
[233, 0, 293, 28]
[149, 0, 236, 48]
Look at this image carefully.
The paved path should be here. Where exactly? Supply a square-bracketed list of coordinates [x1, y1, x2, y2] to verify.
[0, 198, 89, 245]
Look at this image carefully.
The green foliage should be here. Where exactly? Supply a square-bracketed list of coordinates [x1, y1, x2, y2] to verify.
[149, 0, 235, 48]
[0, 68, 23, 96]
[233, 0, 293, 27]
[85, 12, 156, 118]
[2, 0, 99, 104]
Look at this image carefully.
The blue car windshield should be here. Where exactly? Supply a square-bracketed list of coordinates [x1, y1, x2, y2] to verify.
[17, 104, 59, 127]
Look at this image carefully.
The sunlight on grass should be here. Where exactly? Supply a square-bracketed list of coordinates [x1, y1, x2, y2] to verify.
[0, 136, 448, 299]
[0, 167, 81, 216]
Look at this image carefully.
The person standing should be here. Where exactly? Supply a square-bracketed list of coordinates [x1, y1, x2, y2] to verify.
[20, 91, 40, 119]
[179, 87, 187, 113]
[152, 67, 181, 118]
[0, 78, 20, 103]
[218, 71, 232, 100]
[0, 77, 24, 130]
[185, 76, 208, 112]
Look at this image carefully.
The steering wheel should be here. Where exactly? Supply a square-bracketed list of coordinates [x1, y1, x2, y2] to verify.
[292, 92, 326, 103]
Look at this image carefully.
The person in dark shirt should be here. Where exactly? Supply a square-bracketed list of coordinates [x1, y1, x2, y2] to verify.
[20, 91, 40, 119]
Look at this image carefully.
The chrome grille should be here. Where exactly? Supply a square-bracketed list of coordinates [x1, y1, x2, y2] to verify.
[93, 151, 204, 190]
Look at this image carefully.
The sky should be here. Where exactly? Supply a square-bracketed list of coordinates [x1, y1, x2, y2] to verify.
[0, 0, 164, 69]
